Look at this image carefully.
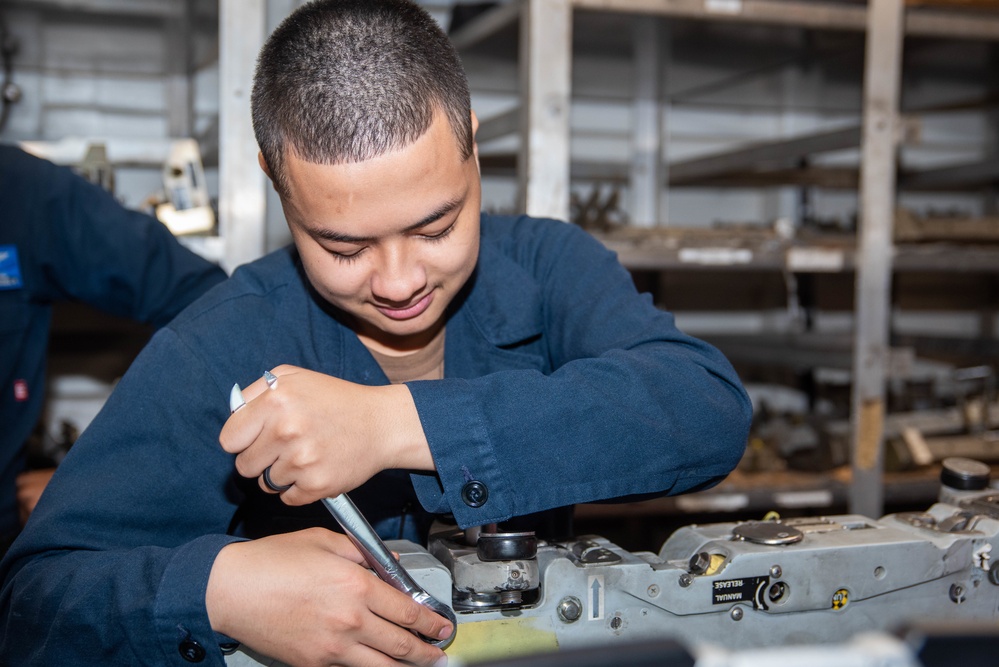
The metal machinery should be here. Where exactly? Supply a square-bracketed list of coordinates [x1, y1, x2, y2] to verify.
[230, 458, 999, 667]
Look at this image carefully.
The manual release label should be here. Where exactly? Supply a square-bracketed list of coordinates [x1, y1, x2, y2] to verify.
[712, 576, 770, 609]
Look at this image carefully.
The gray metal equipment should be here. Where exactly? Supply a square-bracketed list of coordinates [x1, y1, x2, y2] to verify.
[229, 457, 999, 666]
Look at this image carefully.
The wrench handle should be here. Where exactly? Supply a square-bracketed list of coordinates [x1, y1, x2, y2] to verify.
[321, 494, 457, 648]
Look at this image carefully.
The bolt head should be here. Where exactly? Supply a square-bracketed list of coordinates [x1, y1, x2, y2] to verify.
[557, 596, 582, 623]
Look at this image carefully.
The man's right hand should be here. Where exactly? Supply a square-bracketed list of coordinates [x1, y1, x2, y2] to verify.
[16, 468, 56, 524]
[206, 528, 451, 666]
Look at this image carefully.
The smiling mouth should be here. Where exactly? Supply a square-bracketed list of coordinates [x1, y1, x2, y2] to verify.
[375, 292, 434, 321]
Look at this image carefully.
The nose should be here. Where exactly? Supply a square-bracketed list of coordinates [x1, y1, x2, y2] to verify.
[370, 242, 427, 305]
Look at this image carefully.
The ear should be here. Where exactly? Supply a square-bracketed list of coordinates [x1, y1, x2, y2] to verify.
[257, 151, 272, 180]
[470, 110, 480, 165]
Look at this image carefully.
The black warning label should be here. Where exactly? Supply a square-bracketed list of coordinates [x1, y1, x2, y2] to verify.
[711, 576, 770, 609]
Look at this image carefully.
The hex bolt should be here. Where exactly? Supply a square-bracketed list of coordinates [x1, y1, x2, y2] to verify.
[679, 573, 693, 588]
[730, 607, 744, 621]
[609, 615, 623, 631]
[557, 596, 582, 623]
[950, 583, 967, 604]
[768, 581, 787, 604]
[688, 551, 711, 575]
[770, 565, 782, 578]
[647, 584, 660, 598]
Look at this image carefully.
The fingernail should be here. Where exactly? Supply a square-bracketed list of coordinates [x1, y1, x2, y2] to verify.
[433, 655, 448, 667]
[229, 384, 245, 413]
[438, 624, 453, 640]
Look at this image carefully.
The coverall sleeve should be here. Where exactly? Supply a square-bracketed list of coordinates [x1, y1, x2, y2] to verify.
[408, 218, 753, 528]
[29, 153, 226, 326]
[0, 328, 243, 666]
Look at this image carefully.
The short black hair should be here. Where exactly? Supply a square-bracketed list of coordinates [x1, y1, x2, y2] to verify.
[251, 0, 473, 196]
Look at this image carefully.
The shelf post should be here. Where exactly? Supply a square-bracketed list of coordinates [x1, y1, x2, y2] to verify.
[631, 18, 665, 227]
[519, 0, 572, 221]
[219, 0, 267, 272]
[165, 0, 193, 139]
[850, 0, 904, 518]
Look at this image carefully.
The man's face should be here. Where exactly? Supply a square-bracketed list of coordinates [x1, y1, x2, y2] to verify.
[273, 111, 481, 355]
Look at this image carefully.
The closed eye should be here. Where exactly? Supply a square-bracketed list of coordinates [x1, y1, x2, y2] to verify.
[328, 246, 366, 263]
[421, 220, 456, 242]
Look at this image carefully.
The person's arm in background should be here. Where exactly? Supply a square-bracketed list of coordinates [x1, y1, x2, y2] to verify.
[19, 146, 227, 326]
[7, 145, 228, 523]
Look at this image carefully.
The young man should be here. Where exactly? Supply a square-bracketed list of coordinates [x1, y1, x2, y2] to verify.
[0, 1, 752, 665]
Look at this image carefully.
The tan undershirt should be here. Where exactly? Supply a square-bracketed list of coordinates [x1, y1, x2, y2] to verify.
[366, 326, 445, 383]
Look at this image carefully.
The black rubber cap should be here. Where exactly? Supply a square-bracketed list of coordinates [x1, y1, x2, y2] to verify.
[941, 457, 991, 491]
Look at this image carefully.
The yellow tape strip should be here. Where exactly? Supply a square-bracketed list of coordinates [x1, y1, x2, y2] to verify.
[446, 616, 559, 663]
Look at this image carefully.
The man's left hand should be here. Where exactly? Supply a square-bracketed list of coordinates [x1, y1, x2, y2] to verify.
[219, 365, 434, 505]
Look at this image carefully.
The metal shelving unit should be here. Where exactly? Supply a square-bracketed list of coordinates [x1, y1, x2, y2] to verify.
[451, 0, 999, 517]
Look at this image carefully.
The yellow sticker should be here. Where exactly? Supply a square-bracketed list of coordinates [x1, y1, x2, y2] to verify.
[446, 616, 559, 662]
[704, 553, 727, 576]
[831, 588, 849, 610]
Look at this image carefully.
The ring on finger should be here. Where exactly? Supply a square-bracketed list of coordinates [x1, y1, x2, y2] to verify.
[263, 465, 292, 493]
[263, 370, 278, 389]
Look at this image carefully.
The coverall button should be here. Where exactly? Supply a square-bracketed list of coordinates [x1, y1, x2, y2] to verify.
[461, 480, 488, 507]
[178, 639, 206, 662]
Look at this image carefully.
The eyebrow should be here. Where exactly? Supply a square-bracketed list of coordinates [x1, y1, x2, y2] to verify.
[311, 199, 463, 244]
